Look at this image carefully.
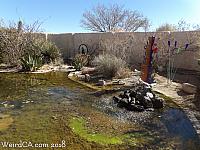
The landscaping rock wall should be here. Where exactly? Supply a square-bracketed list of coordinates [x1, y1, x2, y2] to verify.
[46, 31, 200, 71]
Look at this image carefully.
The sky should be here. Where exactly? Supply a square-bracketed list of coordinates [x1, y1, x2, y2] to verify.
[0, 0, 200, 33]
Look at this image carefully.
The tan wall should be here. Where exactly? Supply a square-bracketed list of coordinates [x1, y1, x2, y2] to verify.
[47, 31, 200, 71]
[47, 33, 74, 60]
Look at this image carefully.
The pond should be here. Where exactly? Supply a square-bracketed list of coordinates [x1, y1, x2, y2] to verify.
[0, 72, 199, 150]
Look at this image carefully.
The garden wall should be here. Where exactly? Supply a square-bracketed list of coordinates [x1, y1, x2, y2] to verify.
[47, 31, 200, 71]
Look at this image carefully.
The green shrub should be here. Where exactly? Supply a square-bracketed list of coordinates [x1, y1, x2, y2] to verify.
[92, 54, 128, 78]
[20, 54, 43, 71]
[34, 40, 61, 63]
[73, 54, 89, 70]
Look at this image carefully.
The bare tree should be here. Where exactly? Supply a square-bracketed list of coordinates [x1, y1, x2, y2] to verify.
[156, 23, 177, 32]
[80, 4, 150, 32]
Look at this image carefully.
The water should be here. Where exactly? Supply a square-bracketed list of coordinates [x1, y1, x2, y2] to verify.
[0, 72, 199, 149]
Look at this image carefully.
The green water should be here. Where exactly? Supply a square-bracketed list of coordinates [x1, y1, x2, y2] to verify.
[0, 72, 199, 150]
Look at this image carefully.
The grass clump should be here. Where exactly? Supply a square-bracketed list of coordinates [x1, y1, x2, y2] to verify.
[92, 54, 129, 79]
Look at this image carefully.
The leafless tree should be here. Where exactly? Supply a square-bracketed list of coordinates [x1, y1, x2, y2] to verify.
[80, 4, 150, 32]
[156, 23, 177, 32]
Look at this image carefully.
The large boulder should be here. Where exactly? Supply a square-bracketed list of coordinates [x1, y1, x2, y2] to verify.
[182, 83, 197, 94]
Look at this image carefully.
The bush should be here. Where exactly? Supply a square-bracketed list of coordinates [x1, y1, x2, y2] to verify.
[0, 20, 62, 67]
[92, 54, 128, 78]
[20, 54, 43, 71]
[73, 54, 89, 70]
[32, 39, 61, 64]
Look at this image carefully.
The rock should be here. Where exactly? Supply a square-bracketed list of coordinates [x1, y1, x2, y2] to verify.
[85, 74, 90, 82]
[77, 74, 86, 81]
[130, 97, 136, 104]
[113, 82, 165, 111]
[68, 72, 74, 77]
[81, 67, 96, 75]
[113, 96, 121, 103]
[182, 83, 197, 94]
[119, 93, 125, 99]
[74, 71, 82, 76]
[123, 92, 130, 99]
[67, 66, 74, 69]
[98, 80, 106, 86]
[146, 108, 154, 111]
[117, 99, 128, 108]
[152, 98, 164, 109]
[127, 104, 144, 112]
[141, 96, 153, 108]
[146, 92, 154, 99]
[129, 90, 137, 98]
[112, 80, 125, 85]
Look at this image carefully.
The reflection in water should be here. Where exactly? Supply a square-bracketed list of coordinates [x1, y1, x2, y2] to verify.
[161, 108, 198, 141]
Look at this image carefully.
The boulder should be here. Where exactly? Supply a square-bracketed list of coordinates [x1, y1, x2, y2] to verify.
[152, 98, 164, 109]
[141, 96, 153, 108]
[182, 83, 197, 94]
[117, 99, 128, 108]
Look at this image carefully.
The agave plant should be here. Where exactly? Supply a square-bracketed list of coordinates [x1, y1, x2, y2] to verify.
[20, 54, 43, 71]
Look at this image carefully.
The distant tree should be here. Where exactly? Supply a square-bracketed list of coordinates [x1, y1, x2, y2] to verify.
[156, 23, 177, 32]
[80, 4, 150, 32]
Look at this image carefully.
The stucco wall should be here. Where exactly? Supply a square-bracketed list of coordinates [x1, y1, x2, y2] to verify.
[47, 31, 200, 71]
[47, 33, 74, 61]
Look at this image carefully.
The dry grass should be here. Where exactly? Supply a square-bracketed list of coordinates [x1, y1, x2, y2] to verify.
[92, 54, 129, 79]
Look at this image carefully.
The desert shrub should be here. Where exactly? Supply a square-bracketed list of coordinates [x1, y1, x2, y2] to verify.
[20, 54, 43, 71]
[32, 39, 61, 64]
[115, 68, 132, 79]
[73, 54, 89, 70]
[92, 54, 128, 78]
[0, 20, 61, 67]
